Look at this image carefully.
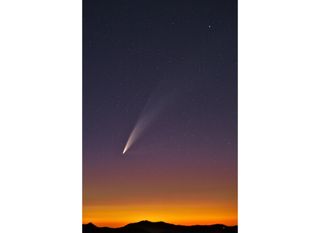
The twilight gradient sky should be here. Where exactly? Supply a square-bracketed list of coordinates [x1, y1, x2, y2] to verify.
[83, 0, 237, 227]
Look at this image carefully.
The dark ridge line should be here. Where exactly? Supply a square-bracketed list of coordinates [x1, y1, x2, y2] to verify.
[83, 220, 238, 229]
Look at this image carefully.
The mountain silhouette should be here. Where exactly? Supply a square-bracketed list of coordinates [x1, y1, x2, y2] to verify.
[83, 220, 238, 233]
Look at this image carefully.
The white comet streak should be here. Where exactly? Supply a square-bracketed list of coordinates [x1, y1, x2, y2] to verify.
[122, 89, 176, 155]
[122, 104, 160, 155]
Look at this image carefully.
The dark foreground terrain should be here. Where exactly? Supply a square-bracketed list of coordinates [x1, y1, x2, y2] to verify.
[83, 220, 237, 233]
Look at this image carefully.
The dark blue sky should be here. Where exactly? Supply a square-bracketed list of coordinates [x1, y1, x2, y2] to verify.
[83, 0, 237, 226]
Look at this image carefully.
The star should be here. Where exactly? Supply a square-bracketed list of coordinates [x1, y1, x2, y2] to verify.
[208, 25, 214, 31]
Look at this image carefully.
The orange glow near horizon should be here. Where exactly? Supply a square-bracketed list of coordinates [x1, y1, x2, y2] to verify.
[83, 153, 237, 228]
[83, 202, 237, 227]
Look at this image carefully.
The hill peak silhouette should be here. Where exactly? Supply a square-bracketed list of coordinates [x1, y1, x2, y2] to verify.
[83, 221, 237, 233]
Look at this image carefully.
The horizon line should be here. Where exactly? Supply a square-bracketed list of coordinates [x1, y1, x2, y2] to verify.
[83, 220, 238, 228]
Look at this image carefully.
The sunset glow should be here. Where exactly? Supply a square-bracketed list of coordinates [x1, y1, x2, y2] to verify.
[83, 203, 237, 227]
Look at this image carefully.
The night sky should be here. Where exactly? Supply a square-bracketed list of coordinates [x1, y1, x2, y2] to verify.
[83, 0, 237, 227]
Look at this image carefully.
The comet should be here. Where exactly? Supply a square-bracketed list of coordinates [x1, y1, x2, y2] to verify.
[122, 84, 177, 155]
